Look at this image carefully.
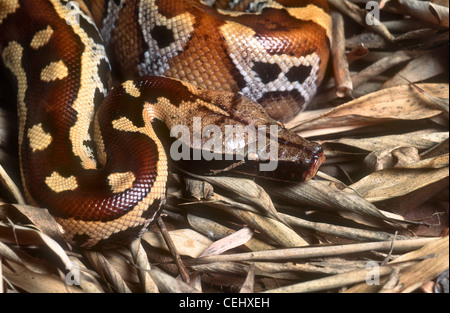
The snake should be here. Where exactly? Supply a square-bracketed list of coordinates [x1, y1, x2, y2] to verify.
[0, 0, 330, 249]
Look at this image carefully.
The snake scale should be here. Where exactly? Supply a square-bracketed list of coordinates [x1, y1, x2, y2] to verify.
[0, 0, 330, 249]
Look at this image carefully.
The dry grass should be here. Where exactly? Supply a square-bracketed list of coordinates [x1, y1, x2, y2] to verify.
[0, 0, 449, 293]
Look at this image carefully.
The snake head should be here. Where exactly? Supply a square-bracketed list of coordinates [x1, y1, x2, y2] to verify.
[230, 126, 325, 182]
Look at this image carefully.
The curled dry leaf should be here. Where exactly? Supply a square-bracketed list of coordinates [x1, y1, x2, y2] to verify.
[410, 82, 449, 113]
[187, 213, 275, 251]
[326, 131, 448, 153]
[129, 238, 159, 293]
[262, 179, 403, 228]
[364, 146, 421, 171]
[289, 83, 447, 137]
[0, 202, 64, 244]
[188, 174, 282, 222]
[148, 268, 199, 293]
[239, 263, 255, 293]
[0, 240, 22, 264]
[183, 176, 214, 200]
[142, 229, 212, 258]
[199, 227, 253, 257]
[395, 0, 450, 28]
[84, 250, 132, 293]
[381, 49, 448, 89]
[351, 154, 449, 202]
[2, 260, 83, 293]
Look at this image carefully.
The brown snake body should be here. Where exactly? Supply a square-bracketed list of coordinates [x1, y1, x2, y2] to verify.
[0, 0, 330, 248]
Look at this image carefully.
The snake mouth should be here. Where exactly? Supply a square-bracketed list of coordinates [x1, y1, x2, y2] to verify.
[302, 152, 326, 181]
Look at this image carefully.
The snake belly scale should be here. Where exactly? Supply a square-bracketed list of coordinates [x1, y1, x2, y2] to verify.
[0, 0, 330, 249]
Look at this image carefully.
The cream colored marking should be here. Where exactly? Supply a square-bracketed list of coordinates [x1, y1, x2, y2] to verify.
[123, 80, 141, 98]
[1, 41, 26, 148]
[40, 60, 69, 82]
[0, 0, 19, 24]
[28, 123, 53, 152]
[56, 102, 169, 248]
[108, 171, 136, 194]
[148, 97, 229, 123]
[192, 98, 230, 116]
[45, 172, 78, 193]
[49, 0, 109, 170]
[287, 5, 332, 39]
[1, 41, 31, 200]
[30, 26, 54, 49]
[112, 116, 141, 133]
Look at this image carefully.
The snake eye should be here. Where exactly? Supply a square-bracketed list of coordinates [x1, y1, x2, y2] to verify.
[247, 152, 260, 161]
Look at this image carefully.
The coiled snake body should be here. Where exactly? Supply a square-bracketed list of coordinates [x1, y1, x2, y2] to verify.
[0, 0, 330, 248]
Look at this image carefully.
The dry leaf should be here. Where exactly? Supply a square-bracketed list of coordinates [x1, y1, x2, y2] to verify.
[129, 238, 159, 293]
[148, 268, 199, 293]
[263, 179, 401, 228]
[2, 260, 83, 293]
[346, 236, 449, 292]
[187, 214, 274, 251]
[0, 202, 64, 243]
[351, 154, 449, 202]
[215, 202, 309, 247]
[364, 146, 421, 171]
[0, 164, 25, 204]
[395, 0, 450, 27]
[142, 229, 212, 258]
[381, 49, 448, 89]
[289, 83, 447, 137]
[199, 227, 253, 257]
[239, 264, 255, 293]
[326, 131, 448, 152]
[192, 174, 283, 222]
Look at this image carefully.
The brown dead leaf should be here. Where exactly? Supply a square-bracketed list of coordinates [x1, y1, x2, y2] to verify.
[351, 154, 449, 202]
[395, 0, 449, 28]
[381, 49, 448, 89]
[199, 227, 253, 257]
[364, 147, 421, 171]
[0, 202, 64, 244]
[327, 131, 448, 152]
[2, 260, 83, 293]
[0, 163, 25, 204]
[187, 214, 274, 251]
[289, 84, 447, 136]
[239, 264, 255, 293]
[263, 179, 402, 228]
[346, 236, 449, 292]
[142, 229, 212, 258]
[411, 82, 449, 113]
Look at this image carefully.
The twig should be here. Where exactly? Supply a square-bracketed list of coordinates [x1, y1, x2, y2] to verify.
[156, 216, 190, 283]
[331, 11, 353, 98]
[187, 238, 438, 265]
[381, 231, 398, 265]
[329, 0, 395, 41]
